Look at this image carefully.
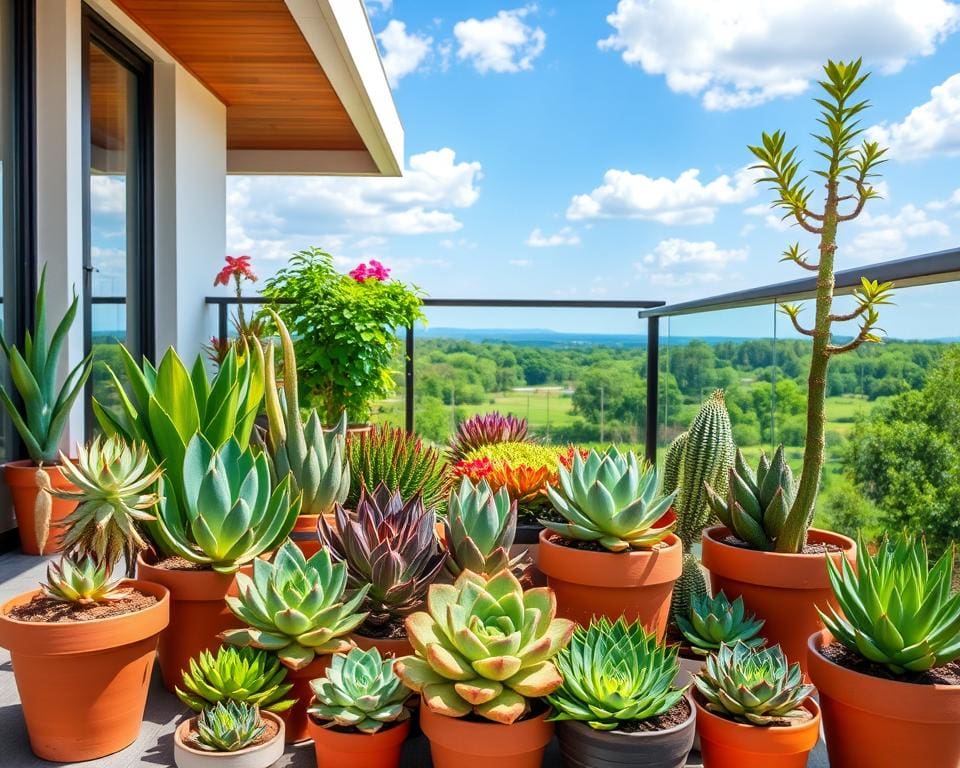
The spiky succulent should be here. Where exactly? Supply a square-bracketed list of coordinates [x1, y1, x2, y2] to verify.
[694, 642, 813, 726]
[192, 700, 266, 752]
[308, 647, 412, 734]
[543, 447, 676, 552]
[705, 446, 801, 553]
[820, 533, 960, 674]
[176, 646, 294, 713]
[463, 442, 563, 474]
[677, 591, 765, 656]
[394, 569, 574, 725]
[319, 484, 446, 627]
[42, 555, 130, 605]
[448, 412, 531, 463]
[221, 541, 369, 669]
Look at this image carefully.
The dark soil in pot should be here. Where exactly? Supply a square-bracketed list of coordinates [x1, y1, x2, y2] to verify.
[8, 591, 159, 622]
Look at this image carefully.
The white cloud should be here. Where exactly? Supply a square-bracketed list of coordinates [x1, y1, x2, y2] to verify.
[635, 239, 746, 288]
[454, 6, 546, 74]
[846, 204, 950, 259]
[928, 188, 960, 210]
[868, 72, 960, 160]
[365, 0, 392, 15]
[568, 166, 758, 224]
[377, 20, 432, 87]
[90, 175, 126, 214]
[526, 226, 581, 247]
[743, 202, 792, 232]
[440, 237, 478, 250]
[600, 0, 960, 110]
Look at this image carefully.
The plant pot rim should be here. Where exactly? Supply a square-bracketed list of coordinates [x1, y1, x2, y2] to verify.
[174, 709, 285, 758]
[137, 553, 250, 602]
[419, 699, 554, 755]
[307, 710, 411, 748]
[693, 689, 820, 743]
[559, 693, 697, 740]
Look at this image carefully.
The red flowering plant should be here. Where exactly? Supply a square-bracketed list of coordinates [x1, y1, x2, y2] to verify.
[210, 255, 260, 363]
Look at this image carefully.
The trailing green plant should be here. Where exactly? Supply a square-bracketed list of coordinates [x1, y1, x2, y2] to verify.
[819, 532, 960, 674]
[149, 434, 298, 573]
[547, 616, 685, 731]
[394, 569, 574, 724]
[308, 647, 411, 733]
[176, 646, 294, 714]
[542, 447, 676, 552]
[42, 554, 130, 605]
[662, 390, 735, 620]
[192, 700, 266, 752]
[221, 540, 369, 670]
[676, 591, 765, 656]
[694, 642, 814, 726]
[748, 58, 894, 552]
[447, 413, 531, 463]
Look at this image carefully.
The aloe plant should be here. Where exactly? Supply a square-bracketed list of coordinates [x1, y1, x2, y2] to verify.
[176, 646, 294, 713]
[677, 591, 765, 656]
[192, 700, 266, 752]
[447, 412, 531, 463]
[42, 554, 130, 605]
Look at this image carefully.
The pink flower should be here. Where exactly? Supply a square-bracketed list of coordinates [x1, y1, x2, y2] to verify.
[214, 255, 257, 287]
[350, 259, 391, 283]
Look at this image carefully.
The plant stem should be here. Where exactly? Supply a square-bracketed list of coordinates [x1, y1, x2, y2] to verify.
[235, 274, 247, 336]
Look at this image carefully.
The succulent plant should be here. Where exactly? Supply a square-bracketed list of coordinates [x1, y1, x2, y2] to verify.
[694, 642, 814, 726]
[463, 442, 563, 474]
[704, 446, 799, 553]
[820, 533, 960, 674]
[394, 569, 574, 724]
[319, 483, 446, 627]
[149, 435, 298, 573]
[42, 555, 130, 605]
[542, 447, 676, 552]
[192, 700, 266, 752]
[221, 541, 369, 669]
[308, 647, 412, 733]
[448, 412, 531, 463]
[548, 616, 686, 731]
[176, 646, 294, 713]
[676, 591, 765, 656]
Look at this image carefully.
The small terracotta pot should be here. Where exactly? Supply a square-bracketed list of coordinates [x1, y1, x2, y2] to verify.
[701, 526, 855, 672]
[308, 713, 410, 768]
[807, 629, 960, 767]
[279, 654, 332, 743]
[136, 553, 251, 691]
[3, 460, 78, 555]
[173, 710, 285, 768]
[350, 630, 414, 659]
[289, 514, 336, 558]
[695, 692, 820, 767]
[537, 530, 682, 638]
[419, 700, 553, 768]
[0, 580, 169, 761]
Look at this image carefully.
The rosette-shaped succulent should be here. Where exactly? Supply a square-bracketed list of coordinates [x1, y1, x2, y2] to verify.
[694, 642, 813, 725]
[677, 591, 765, 656]
[548, 616, 685, 730]
[308, 647, 411, 733]
[221, 541, 369, 669]
[543, 447, 676, 552]
[318, 483, 446, 627]
[42, 554, 130, 604]
[447, 412, 531, 463]
[394, 569, 574, 724]
[176, 646, 294, 713]
[193, 701, 266, 752]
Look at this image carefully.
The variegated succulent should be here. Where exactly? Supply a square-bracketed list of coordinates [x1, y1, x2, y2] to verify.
[176, 646, 294, 713]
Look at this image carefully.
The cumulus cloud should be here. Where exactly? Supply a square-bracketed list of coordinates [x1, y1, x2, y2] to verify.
[365, 0, 392, 15]
[526, 226, 581, 247]
[377, 20, 432, 87]
[600, 0, 959, 110]
[846, 204, 950, 260]
[928, 188, 960, 210]
[454, 6, 546, 74]
[868, 72, 960, 160]
[635, 238, 747, 287]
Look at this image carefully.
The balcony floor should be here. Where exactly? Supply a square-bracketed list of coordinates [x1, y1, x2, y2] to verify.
[0, 549, 829, 767]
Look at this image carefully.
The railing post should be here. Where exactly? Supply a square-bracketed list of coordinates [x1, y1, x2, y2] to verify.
[217, 301, 228, 343]
[645, 316, 659, 465]
[405, 323, 415, 433]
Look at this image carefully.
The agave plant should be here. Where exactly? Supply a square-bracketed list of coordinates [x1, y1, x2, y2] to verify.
[319, 484, 446, 627]
[694, 642, 813, 725]
[221, 541, 369, 669]
[176, 646, 294, 713]
[548, 616, 686, 730]
[42, 555, 130, 605]
[52, 436, 163, 573]
[543, 447, 676, 552]
[394, 569, 574, 724]
[676, 591, 765, 656]
[192, 700, 266, 752]
[149, 434, 298, 573]
[308, 647, 411, 733]
[820, 533, 960, 674]
[447, 412, 531, 463]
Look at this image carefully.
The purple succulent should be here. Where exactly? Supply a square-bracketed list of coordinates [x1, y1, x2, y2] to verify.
[447, 412, 531, 462]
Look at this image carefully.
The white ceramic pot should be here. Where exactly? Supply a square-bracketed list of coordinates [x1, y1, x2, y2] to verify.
[173, 710, 285, 768]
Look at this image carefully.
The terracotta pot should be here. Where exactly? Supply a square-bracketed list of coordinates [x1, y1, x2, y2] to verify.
[308, 713, 410, 768]
[695, 691, 820, 767]
[136, 553, 251, 691]
[350, 630, 414, 658]
[555, 695, 696, 768]
[807, 629, 960, 767]
[173, 710, 285, 768]
[3, 460, 78, 555]
[290, 514, 336, 558]
[279, 654, 332, 743]
[419, 700, 553, 768]
[700, 526, 855, 672]
[537, 530, 682, 637]
[0, 580, 169, 762]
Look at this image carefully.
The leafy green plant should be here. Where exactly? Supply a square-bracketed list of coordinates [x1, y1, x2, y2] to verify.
[221, 541, 369, 669]
[447, 413, 531, 463]
[394, 569, 574, 724]
[176, 646, 294, 713]
[748, 59, 894, 551]
[192, 700, 266, 752]
[548, 616, 685, 731]
[676, 591, 765, 656]
[308, 647, 411, 733]
[42, 555, 130, 605]
[694, 642, 813, 725]
[820, 533, 960, 674]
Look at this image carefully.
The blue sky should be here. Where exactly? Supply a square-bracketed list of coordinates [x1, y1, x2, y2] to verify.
[223, 1, 960, 339]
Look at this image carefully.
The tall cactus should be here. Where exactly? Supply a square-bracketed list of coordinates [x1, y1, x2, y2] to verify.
[662, 390, 735, 621]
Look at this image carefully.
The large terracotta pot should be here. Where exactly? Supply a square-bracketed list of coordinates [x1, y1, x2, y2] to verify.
[350, 630, 414, 659]
[0, 580, 169, 762]
[3, 460, 78, 555]
[701, 526, 855, 672]
[695, 692, 820, 767]
[807, 629, 960, 767]
[308, 712, 410, 768]
[279, 654, 332, 743]
[136, 553, 250, 691]
[537, 530, 682, 638]
[419, 701, 553, 768]
[174, 710, 285, 768]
